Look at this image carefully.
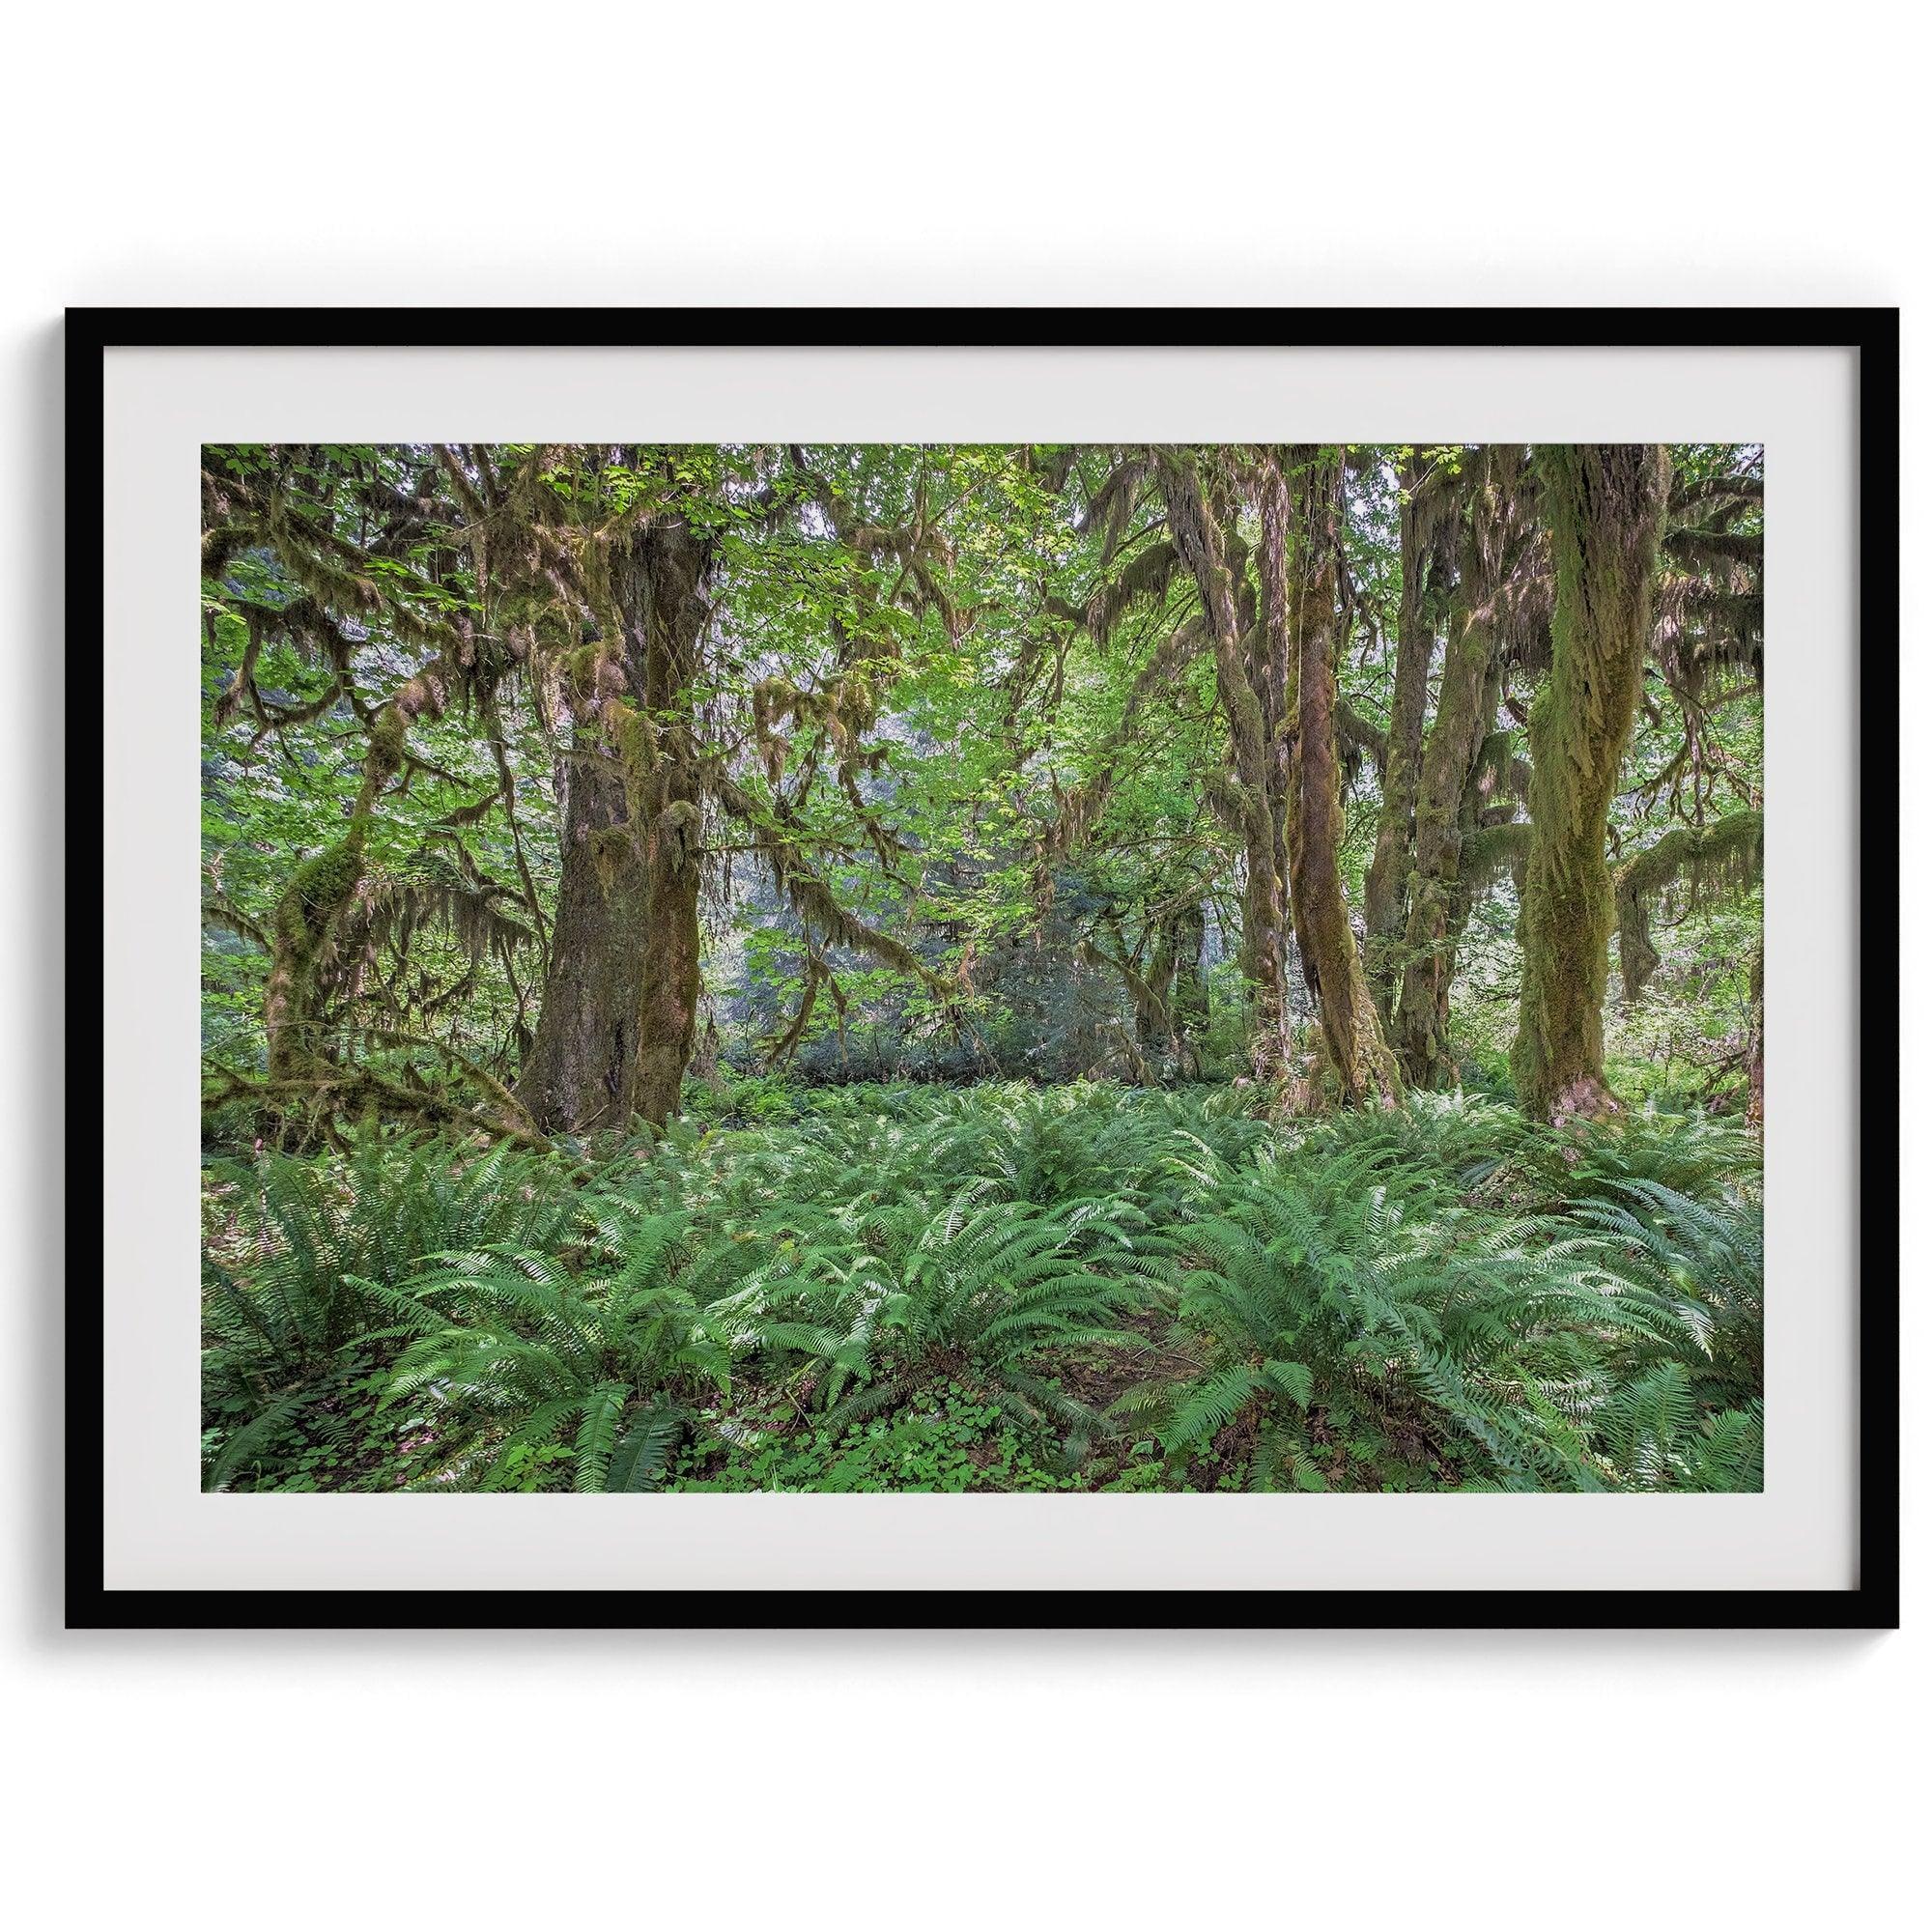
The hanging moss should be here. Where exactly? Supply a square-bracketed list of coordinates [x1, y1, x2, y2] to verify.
[263, 827, 369, 1080]
[1469, 730, 1532, 811]
[364, 704, 411, 788]
[608, 697, 658, 822]
[652, 798, 702, 874]
[536, 640, 600, 717]
[1614, 809, 1763, 1001]
[1460, 819, 1532, 898]
[587, 825, 635, 897]
[277, 837, 362, 943]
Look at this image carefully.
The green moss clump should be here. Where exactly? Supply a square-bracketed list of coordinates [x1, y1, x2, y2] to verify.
[275, 836, 363, 953]
[609, 699, 657, 819]
[365, 706, 411, 787]
[587, 825, 634, 896]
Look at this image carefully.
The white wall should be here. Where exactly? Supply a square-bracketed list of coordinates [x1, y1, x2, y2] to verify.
[3, 6, 1918, 1925]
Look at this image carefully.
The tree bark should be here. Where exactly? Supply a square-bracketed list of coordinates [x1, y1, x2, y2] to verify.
[1743, 946, 1764, 1127]
[518, 517, 712, 1133]
[1168, 900, 1209, 1079]
[1363, 454, 1448, 1015]
[1158, 453, 1293, 1082]
[1388, 447, 1524, 1087]
[1272, 448, 1401, 1107]
[617, 523, 711, 1129]
[515, 719, 650, 1133]
[1387, 631, 1495, 1085]
[1511, 443, 1670, 1122]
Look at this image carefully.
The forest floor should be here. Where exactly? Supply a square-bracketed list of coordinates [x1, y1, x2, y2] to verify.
[201, 1077, 1765, 1495]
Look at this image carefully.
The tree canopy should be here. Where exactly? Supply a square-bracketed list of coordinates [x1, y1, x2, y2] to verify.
[202, 440, 1763, 1135]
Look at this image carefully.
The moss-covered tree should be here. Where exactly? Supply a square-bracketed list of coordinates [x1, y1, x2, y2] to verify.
[1363, 453, 1454, 1015]
[200, 439, 1764, 1146]
[1388, 446, 1539, 1086]
[1267, 446, 1401, 1104]
[517, 510, 715, 1133]
[1511, 442, 1671, 1121]
[1158, 450, 1295, 1083]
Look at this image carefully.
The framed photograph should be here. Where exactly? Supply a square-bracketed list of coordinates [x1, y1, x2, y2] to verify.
[75, 307, 1897, 1629]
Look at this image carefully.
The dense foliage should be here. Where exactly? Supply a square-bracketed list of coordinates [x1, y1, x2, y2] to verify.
[200, 440, 1764, 1492]
[203, 1082, 1762, 1493]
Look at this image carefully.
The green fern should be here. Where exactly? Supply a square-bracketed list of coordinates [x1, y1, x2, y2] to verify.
[1126, 1145, 1678, 1490]
[201, 1135, 576, 1489]
[200, 1082, 1766, 1494]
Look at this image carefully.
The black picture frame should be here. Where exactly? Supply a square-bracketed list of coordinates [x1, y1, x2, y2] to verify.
[70, 305, 1900, 1632]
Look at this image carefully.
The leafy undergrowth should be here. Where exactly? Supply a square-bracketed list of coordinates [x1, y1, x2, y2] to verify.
[202, 1081, 1764, 1494]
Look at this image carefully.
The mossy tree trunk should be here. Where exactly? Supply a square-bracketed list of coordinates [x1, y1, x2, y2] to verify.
[262, 825, 369, 1082]
[1388, 587, 1492, 1084]
[1744, 946, 1764, 1126]
[1511, 443, 1670, 1122]
[1126, 902, 1209, 1080]
[1363, 454, 1448, 1016]
[518, 518, 713, 1133]
[1131, 921, 1176, 1065]
[618, 522, 712, 1130]
[1159, 453, 1293, 1082]
[1388, 446, 1526, 1088]
[1168, 900, 1209, 1078]
[515, 709, 651, 1133]
[1272, 447, 1402, 1106]
[259, 677, 428, 1083]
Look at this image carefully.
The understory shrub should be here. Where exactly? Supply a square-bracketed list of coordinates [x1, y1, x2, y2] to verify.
[202, 1082, 1763, 1493]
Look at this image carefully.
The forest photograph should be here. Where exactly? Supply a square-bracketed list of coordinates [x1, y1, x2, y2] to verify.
[199, 439, 1766, 1497]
